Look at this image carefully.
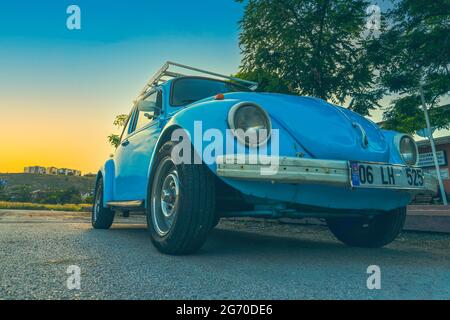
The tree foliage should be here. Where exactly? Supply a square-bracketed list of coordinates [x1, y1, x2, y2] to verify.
[8, 185, 33, 202]
[368, 0, 450, 133]
[37, 187, 82, 205]
[108, 114, 128, 148]
[236, 0, 450, 133]
[236, 0, 381, 114]
[1, 186, 85, 204]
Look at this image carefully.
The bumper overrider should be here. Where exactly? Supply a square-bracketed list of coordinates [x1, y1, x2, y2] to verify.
[216, 155, 437, 193]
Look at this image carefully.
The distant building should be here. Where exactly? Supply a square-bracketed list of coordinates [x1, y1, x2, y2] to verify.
[24, 166, 46, 174]
[417, 135, 450, 195]
[57, 168, 82, 176]
[24, 166, 81, 176]
[46, 167, 58, 175]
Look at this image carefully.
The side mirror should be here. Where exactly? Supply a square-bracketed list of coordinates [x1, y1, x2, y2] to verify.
[137, 99, 161, 117]
[137, 99, 158, 112]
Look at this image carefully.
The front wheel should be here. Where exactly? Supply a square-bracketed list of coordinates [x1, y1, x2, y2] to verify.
[147, 142, 216, 255]
[326, 207, 406, 248]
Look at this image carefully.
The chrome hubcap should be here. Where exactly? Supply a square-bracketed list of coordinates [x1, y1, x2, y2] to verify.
[151, 158, 180, 236]
[160, 173, 180, 219]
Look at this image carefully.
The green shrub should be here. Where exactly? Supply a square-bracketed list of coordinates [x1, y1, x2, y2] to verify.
[0, 201, 92, 212]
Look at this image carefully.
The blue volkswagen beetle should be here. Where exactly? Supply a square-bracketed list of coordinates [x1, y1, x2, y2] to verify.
[93, 62, 437, 254]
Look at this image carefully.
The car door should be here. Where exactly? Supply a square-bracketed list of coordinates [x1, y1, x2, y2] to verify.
[114, 90, 163, 201]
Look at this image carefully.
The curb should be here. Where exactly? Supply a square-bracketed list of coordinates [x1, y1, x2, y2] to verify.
[405, 205, 450, 233]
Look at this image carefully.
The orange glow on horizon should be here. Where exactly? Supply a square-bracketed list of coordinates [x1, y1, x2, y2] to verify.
[1, 98, 123, 175]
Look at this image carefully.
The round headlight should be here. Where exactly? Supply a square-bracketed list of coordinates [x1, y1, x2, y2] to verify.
[396, 135, 418, 166]
[228, 102, 272, 147]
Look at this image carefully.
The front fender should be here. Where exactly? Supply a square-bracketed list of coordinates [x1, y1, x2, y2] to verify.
[143, 98, 309, 207]
[144, 100, 237, 207]
[382, 129, 405, 165]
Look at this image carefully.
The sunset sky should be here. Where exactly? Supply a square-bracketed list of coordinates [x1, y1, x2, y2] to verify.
[0, 0, 244, 174]
[0, 1, 446, 174]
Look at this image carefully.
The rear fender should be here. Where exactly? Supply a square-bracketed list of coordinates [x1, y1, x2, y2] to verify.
[97, 159, 115, 207]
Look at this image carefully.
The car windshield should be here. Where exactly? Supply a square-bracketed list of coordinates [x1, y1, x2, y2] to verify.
[171, 77, 251, 106]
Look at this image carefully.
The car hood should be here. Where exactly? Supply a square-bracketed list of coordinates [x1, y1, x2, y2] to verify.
[222, 92, 389, 162]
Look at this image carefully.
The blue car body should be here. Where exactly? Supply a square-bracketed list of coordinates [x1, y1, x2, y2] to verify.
[98, 77, 431, 217]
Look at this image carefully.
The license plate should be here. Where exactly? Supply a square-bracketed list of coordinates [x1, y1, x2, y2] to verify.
[349, 161, 425, 189]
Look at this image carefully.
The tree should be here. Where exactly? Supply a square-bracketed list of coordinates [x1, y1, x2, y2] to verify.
[235, 70, 293, 94]
[108, 114, 128, 148]
[368, 0, 450, 134]
[0, 180, 7, 201]
[9, 185, 33, 202]
[236, 0, 381, 114]
[37, 188, 82, 204]
[59, 187, 82, 204]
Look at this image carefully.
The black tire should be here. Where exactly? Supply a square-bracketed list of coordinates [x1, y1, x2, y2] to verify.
[92, 177, 115, 229]
[147, 141, 216, 255]
[326, 207, 406, 248]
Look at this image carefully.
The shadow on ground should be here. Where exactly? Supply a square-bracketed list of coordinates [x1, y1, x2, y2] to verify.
[92, 222, 445, 268]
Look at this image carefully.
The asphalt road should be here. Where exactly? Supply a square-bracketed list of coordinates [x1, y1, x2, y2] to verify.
[1, 210, 450, 300]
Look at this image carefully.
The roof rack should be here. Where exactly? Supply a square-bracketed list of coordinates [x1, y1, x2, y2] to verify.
[137, 61, 258, 100]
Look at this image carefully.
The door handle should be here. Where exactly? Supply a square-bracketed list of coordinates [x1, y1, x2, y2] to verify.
[121, 139, 130, 147]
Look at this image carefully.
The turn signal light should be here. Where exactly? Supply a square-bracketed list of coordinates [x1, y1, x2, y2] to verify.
[215, 93, 225, 100]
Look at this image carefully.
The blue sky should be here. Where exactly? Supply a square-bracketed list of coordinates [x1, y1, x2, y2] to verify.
[0, 0, 245, 100]
[0, 0, 396, 110]
[0, 1, 243, 41]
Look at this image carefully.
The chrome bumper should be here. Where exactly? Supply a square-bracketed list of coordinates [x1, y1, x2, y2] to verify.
[216, 155, 437, 193]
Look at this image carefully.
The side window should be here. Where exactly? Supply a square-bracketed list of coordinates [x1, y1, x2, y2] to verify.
[119, 110, 134, 143]
[134, 91, 160, 131]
